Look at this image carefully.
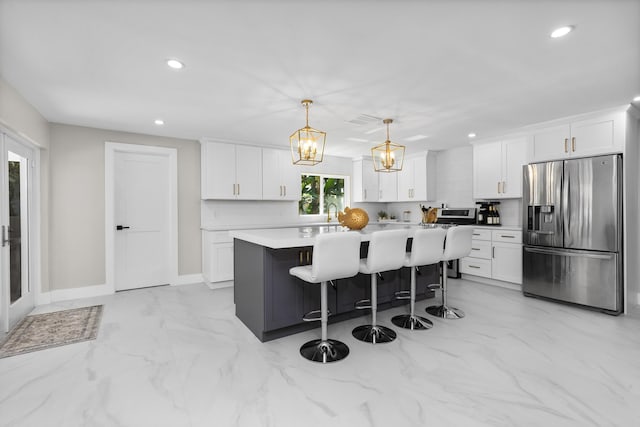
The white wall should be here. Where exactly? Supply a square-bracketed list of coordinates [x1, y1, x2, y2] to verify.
[49, 124, 201, 291]
[625, 106, 640, 309]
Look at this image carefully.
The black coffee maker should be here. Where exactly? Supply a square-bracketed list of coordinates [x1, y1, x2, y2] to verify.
[476, 201, 500, 225]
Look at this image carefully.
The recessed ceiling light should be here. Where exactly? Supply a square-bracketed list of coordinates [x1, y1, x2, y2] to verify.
[154, 119, 165, 125]
[550, 26, 574, 38]
[166, 59, 184, 69]
[633, 95, 640, 102]
[347, 137, 369, 143]
[468, 133, 476, 138]
[404, 134, 428, 142]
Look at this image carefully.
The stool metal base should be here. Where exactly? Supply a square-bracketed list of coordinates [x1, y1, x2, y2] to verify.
[300, 339, 349, 363]
[352, 324, 397, 343]
[391, 314, 434, 330]
[426, 305, 465, 319]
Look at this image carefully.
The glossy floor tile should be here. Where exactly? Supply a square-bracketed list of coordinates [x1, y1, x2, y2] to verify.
[1, 279, 639, 427]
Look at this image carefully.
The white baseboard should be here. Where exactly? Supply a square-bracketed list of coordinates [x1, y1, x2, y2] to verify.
[206, 280, 233, 290]
[460, 274, 522, 292]
[48, 283, 113, 303]
[173, 273, 204, 286]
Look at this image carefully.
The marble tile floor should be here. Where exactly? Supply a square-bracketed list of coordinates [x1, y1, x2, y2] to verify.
[1, 279, 639, 427]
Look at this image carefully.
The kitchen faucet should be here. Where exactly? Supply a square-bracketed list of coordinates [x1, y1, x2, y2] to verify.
[327, 203, 338, 223]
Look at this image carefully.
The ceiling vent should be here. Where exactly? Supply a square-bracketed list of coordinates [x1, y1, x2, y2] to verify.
[346, 114, 382, 126]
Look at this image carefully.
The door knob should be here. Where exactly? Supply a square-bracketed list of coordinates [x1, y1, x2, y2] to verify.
[116, 225, 130, 230]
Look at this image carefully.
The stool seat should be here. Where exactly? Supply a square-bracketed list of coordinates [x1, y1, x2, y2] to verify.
[426, 226, 473, 319]
[391, 228, 446, 330]
[352, 229, 408, 344]
[290, 231, 362, 363]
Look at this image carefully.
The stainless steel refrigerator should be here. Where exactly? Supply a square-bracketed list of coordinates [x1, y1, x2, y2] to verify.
[522, 154, 622, 314]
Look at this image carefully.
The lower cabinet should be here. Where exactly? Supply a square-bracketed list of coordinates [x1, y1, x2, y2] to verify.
[202, 231, 234, 283]
[234, 238, 438, 342]
[460, 228, 522, 285]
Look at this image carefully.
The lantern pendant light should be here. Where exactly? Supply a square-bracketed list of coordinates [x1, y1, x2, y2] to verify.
[372, 118, 405, 172]
[290, 99, 326, 166]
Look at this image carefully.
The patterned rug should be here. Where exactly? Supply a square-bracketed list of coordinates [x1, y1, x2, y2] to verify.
[0, 305, 103, 358]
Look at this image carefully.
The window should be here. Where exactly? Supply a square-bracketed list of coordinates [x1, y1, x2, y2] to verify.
[299, 174, 348, 216]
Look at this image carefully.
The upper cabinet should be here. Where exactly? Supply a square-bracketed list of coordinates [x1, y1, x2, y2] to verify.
[378, 172, 398, 202]
[352, 158, 379, 202]
[473, 136, 528, 199]
[262, 148, 301, 201]
[530, 111, 625, 162]
[397, 152, 436, 202]
[201, 141, 262, 200]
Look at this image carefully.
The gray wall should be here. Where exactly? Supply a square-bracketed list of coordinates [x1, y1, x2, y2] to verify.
[49, 124, 201, 291]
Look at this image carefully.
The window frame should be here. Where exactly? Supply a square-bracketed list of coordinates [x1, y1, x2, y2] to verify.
[298, 173, 350, 217]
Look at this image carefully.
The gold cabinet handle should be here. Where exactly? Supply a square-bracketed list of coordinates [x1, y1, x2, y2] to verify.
[497, 182, 501, 193]
[283, 186, 286, 197]
[306, 250, 310, 264]
[564, 138, 569, 153]
[299, 251, 303, 264]
[502, 181, 506, 193]
[572, 137, 576, 152]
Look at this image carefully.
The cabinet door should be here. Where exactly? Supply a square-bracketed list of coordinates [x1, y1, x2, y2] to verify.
[202, 142, 236, 199]
[473, 142, 502, 199]
[492, 242, 522, 284]
[280, 152, 301, 201]
[261, 148, 282, 199]
[211, 242, 234, 282]
[570, 117, 615, 157]
[378, 172, 397, 202]
[501, 137, 528, 198]
[353, 158, 379, 202]
[531, 125, 570, 162]
[411, 155, 429, 200]
[396, 159, 414, 201]
[235, 145, 263, 200]
[264, 248, 305, 330]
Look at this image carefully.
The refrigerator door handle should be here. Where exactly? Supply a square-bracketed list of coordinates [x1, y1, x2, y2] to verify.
[524, 246, 614, 260]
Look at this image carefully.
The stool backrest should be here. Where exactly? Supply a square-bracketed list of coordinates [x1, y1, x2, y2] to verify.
[364, 229, 409, 273]
[408, 228, 447, 266]
[311, 232, 362, 282]
[443, 226, 474, 261]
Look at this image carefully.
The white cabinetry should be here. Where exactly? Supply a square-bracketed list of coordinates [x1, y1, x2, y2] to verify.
[262, 148, 300, 200]
[397, 152, 436, 201]
[201, 141, 262, 200]
[473, 137, 528, 199]
[530, 111, 625, 162]
[460, 228, 522, 285]
[352, 158, 379, 202]
[378, 172, 397, 202]
[202, 231, 234, 283]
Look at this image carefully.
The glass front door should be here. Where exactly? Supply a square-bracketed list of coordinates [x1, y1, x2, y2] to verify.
[1, 134, 34, 332]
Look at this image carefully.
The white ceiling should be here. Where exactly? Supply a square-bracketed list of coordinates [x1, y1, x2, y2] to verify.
[1, 0, 639, 158]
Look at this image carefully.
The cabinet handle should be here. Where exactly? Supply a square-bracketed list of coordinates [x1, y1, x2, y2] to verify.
[237, 184, 240, 195]
[497, 182, 501, 193]
[572, 137, 576, 152]
[502, 181, 506, 193]
[283, 186, 286, 197]
[469, 265, 481, 269]
[500, 235, 515, 238]
[471, 247, 480, 251]
[306, 250, 310, 264]
[564, 138, 569, 153]
[364, 189, 367, 200]
[233, 184, 236, 195]
[472, 233, 481, 236]
[279, 186, 282, 196]
[299, 251, 303, 264]
[492, 246, 495, 258]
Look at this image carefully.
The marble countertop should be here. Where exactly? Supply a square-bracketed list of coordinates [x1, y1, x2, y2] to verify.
[205, 222, 522, 232]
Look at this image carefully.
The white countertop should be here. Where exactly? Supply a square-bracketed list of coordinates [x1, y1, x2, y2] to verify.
[229, 223, 482, 249]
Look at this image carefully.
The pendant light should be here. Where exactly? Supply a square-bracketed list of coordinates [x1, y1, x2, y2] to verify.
[371, 118, 405, 172]
[290, 99, 326, 166]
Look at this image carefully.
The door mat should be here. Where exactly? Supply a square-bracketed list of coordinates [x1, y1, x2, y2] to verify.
[0, 305, 103, 358]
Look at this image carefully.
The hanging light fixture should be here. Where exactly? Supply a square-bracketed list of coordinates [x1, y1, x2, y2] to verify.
[371, 118, 405, 172]
[290, 99, 326, 166]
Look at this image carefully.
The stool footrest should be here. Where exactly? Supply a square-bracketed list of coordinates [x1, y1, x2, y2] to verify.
[302, 309, 331, 322]
[426, 283, 442, 291]
[394, 290, 411, 300]
[354, 299, 372, 310]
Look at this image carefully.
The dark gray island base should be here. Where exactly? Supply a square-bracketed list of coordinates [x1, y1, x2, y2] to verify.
[234, 238, 439, 342]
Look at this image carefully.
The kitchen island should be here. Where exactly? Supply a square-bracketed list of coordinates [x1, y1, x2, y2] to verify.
[230, 224, 440, 342]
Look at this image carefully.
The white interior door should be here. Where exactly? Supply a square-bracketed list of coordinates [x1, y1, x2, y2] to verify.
[113, 149, 174, 291]
[1, 134, 35, 332]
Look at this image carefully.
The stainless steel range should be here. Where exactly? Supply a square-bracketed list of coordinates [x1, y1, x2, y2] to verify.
[426, 207, 477, 278]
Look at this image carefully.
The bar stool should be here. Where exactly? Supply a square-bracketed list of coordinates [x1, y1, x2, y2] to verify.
[391, 227, 447, 330]
[352, 229, 408, 344]
[289, 232, 362, 363]
[426, 226, 474, 319]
